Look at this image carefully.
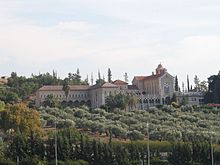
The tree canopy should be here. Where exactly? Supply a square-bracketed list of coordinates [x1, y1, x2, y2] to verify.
[0, 103, 43, 136]
[205, 73, 220, 103]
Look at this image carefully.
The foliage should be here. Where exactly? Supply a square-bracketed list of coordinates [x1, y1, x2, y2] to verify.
[0, 103, 43, 136]
[0, 89, 19, 104]
[0, 160, 16, 165]
[174, 75, 179, 92]
[1, 126, 219, 165]
[43, 94, 59, 108]
[107, 68, 112, 83]
[0, 140, 6, 160]
[38, 106, 220, 143]
[67, 68, 86, 85]
[105, 93, 137, 111]
[0, 101, 5, 111]
[1, 71, 88, 105]
[62, 79, 70, 100]
[169, 140, 212, 165]
[205, 73, 220, 103]
[128, 130, 145, 140]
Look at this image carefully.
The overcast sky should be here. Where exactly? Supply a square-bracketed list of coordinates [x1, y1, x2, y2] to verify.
[0, 0, 220, 86]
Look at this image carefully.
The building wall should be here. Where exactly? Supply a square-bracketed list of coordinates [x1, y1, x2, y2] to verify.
[132, 79, 144, 91]
[117, 84, 128, 90]
[89, 87, 119, 108]
[176, 92, 204, 105]
[36, 90, 90, 106]
[159, 73, 174, 98]
[143, 79, 160, 96]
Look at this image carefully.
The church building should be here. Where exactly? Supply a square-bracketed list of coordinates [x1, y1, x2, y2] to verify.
[36, 64, 175, 109]
[132, 64, 174, 108]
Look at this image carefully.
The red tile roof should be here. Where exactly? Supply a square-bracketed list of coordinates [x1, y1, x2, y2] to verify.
[144, 73, 164, 80]
[113, 80, 128, 85]
[39, 85, 90, 91]
[134, 73, 164, 81]
[133, 76, 146, 81]
[102, 82, 118, 88]
[89, 82, 118, 90]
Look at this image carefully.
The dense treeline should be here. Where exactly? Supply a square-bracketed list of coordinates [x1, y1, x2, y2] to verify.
[1, 127, 219, 165]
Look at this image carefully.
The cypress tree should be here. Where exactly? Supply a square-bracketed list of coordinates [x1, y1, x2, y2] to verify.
[187, 75, 190, 92]
[92, 140, 98, 165]
[80, 134, 85, 160]
[175, 76, 179, 91]
[107, 68, 112, 83]
[76, 68, 81, 84]
[97, 141, 102, 164]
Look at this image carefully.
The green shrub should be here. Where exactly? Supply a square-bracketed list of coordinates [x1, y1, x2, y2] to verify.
[0, 160, 16, 165]
[128, 130, 145, 140]
[171, 102, 180, 108]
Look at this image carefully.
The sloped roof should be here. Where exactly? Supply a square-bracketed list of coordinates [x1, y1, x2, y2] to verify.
[113, 79, 128, 85]
[133, 73, 165, 81]
[133, 76, 146, 81]
[144, 73, 165, 80]
[39, 85, 90, 91]
[69, 85, 90, 90]
[89, 82, 118, 90]
[102, 82, 118, 88]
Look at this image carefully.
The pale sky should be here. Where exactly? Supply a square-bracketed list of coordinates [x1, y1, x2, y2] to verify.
[0, 0, 220, 86]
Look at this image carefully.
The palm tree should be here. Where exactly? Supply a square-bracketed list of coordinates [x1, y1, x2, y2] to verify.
[62, 79, 70, 102]
[44, 94, 58, 107]
[128, 94, 138, 110]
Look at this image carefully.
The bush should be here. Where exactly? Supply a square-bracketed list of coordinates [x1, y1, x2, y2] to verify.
[72, 160, 89, 165]
[151, 158, 169, 165]
[181, 105, 194, 112]
[48, 160, 66, 165]
[0, 160, 16, 165]
[171, 102, 180, 108]
[57, 119, 75, 128]
[128, 130, 145, 140]
[109, 125, 127, 138]
[74, 109, 86, 118]
[48, 160, 89, 165]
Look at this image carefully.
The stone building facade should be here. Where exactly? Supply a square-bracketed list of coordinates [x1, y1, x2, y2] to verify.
[176, 91, 204, 105]
[36, 64, 202, 108]
[36, 83, 120, 108]
[132, 64, 175, 109]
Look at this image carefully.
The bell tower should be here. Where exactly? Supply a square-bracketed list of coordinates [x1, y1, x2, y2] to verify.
[156, 63, 167, 75]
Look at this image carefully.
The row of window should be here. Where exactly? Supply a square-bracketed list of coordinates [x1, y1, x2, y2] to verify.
[40, 93, 88, 99]
[104, 90, 117, 95]
[139, 98, 161, 104]
[190, 98, 204, 102]
[191, 98, 197, 101]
